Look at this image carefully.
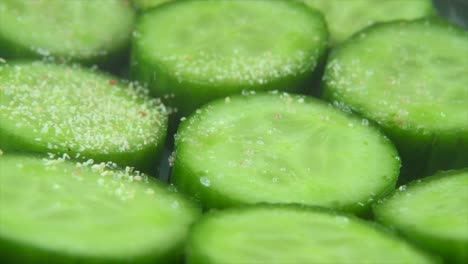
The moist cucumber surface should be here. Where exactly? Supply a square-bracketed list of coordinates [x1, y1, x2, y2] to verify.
[323, 18, 468, 178]
[131, 0, 328, 116]
[0, 0, 134, 64]
[0, 61, 168, 172]
[187, 206, 435, 264]
[0, 154, 200, 263]
[374, 169, 468, 263]
[172, 93, 400, 213]
[303, 0, 435, 44]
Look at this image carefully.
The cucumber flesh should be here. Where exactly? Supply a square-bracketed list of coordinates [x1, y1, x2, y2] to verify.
[0, 61, 168, 173]
[131, 0, 328, 116]
[0, 154, 200, 263]
[0, 0, 134, 64]
[172, 92, 400, 214]
[303, 0, 435, 44]
[374, 169, 468, 263]
[187, 206, 435, 264]
[323, 18, 468, 178]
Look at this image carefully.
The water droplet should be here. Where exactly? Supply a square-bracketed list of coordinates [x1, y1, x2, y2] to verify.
[200, 177, 211, 187]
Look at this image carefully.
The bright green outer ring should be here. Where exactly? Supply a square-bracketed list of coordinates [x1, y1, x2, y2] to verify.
[130, 0, 328, 116]
[323, 18, 468, 178]
[0, 0, 135, 65]
[171, 93, 400, 214]
[0, 155, 201, 263]
[0, 61, 168, 173]
[187, 205, 436, 264]
[373, 169, 468, 263]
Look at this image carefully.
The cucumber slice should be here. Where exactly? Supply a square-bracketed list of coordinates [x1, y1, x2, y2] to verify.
[132, 0, 172, 11]
[0, 61, 168, 173]
[302, 0, 435, 44]
[0, 154, 200, 263]
[323, 18, 468, 179]
[374, 169, 468, 263]
[131, 0, 328, 116]
[0, 0, 134, 65]
[172, 92, 400, 214]
[187, 205, 435, 264]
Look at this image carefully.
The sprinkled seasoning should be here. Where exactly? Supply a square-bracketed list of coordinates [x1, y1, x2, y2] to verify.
[0, 61, 168, 170]
[131, 0, 328, 116]
[323, 18, 468, 178]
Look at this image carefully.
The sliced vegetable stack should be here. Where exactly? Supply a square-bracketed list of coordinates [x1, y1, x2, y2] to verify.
[323, 18, 468, 179]
[0, 61, 168, 172]
[374, 169, 468, 263]
[172, 92, 400, 214]
[0, 155, 200, 263]
[0, 0, 134, 65]
[131, 0, 328, 116]
[187, 206, 435, 264]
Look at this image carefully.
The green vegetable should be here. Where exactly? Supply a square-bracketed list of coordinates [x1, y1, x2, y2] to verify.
[172, 92, 400, 214]
[187, 205, 435, 264]
[0, 154, 200, 263]
[0, 0, 134, 66]
[323, 18, 468, 180]
[131, 0, 328, 116]
[303, 0, 435, 44]
[374, 169, 468, 263]
[0, 61, 168, 173]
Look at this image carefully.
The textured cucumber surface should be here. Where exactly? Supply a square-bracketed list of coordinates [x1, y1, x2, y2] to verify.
[374, 169, 468, 263]
[187, 206, 434, 264]
[0, 155, 200, 263]
[303, 0, 435, 43]
[0, 62, 167, 171]
[323, 18, 468, 176]
[0, 0, 134, 63]
[172, 93, 400, 213]
[131, 0, 328, 115]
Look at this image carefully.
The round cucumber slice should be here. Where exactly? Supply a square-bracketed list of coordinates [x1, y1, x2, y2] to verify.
[131, 0, 328, 116]
[187, 205, 435, 264]
[0, 0, 134, 65]
[0, 61, 168, 173]
[374, 169, 468, 263]
[171, 92, 400, 214]
[323, 18, 468, 179]
[0, 154, 200, 263]
[302, 0, 435, 44]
